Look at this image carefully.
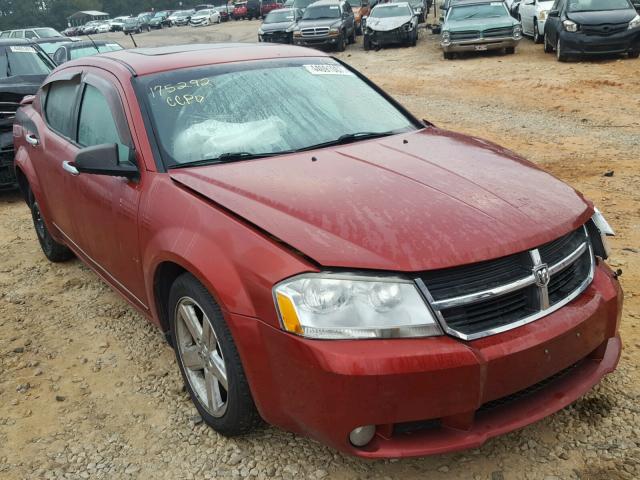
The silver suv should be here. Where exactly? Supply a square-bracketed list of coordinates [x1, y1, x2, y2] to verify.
[0, 28, 64, 39]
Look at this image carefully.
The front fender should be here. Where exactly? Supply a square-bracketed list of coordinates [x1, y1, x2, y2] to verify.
[141, 175, 316, 329]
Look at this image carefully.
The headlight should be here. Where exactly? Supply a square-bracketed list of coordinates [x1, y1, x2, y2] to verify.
[513, 24, 522, 39]
[538, 10, 547, 21]
[563, 19, 578, 32]
[441, 31, 451, 46]
[258, 28, 264, 34]
[591, 208, 615, 258]
[329, 26, 341, 33]
[403, 22, 413, 31]
[293, 29, 302, 36]
[273, 274, 442, 339]
[629, 14, 640, 30]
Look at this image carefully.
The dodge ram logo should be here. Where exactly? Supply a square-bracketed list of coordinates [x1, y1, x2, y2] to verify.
[533, 264, 551, 287]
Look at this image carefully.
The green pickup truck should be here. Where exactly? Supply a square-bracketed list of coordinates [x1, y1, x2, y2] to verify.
[440, 0, 522, 59]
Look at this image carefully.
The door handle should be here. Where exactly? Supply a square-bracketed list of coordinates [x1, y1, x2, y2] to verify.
[26, 134, 39, 147]
[62, 161, 80, 176]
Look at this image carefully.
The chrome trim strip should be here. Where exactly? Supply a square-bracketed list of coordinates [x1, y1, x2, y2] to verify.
[548, 241, 587, 275]
[418, 226, 595, 341]
[53, 222, 149, 309]
[431, 274, 536, 310]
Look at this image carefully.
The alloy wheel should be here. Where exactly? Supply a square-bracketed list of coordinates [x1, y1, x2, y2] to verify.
[175, 297, 229, 418]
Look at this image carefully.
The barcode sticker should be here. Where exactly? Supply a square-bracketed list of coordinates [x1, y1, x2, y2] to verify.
[10, 46, 36, 53]
[303, 64, 353, 76]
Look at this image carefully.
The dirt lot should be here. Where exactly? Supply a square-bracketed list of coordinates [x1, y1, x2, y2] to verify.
[1, 17, 639, 480]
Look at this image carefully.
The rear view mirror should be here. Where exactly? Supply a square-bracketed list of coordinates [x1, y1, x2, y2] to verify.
[548, 9, 559, 17]
[73, 143, 138, 179]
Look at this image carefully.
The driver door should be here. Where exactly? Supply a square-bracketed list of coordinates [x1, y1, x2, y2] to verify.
[519, 0, 534, 34]
[62, 70, 147, 310]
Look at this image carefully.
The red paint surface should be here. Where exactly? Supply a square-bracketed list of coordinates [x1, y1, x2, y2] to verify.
[13, 45, 623, 458]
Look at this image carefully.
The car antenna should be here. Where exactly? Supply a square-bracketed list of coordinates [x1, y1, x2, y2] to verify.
[129, 32, 138, 48]
[86, 34, 100, 53]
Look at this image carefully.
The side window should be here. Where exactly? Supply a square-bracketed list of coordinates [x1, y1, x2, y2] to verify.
[0, 32, 10, 38]
[45, 80, 79, 138]
[77, 85, 131, 165]
[24, 30, 37, 39]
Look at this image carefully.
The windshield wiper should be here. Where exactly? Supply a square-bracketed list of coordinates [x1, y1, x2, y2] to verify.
[294, 131, 399, 152]
[169, 151, 285, 169]
[4, 49, 12, 77]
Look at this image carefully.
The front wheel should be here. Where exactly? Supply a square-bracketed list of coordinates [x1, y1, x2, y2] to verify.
[557, 38, 568, 61]
[505, 46, 515, 54]
[543, 33, 553, 53]
[337, 32, 346, 51]
[29, 190, 73, 263]
[533, 20, 542, 44]
[169, 273, 261, 436]
[363, 34, 371, 51]
[629, 51, 639, 59]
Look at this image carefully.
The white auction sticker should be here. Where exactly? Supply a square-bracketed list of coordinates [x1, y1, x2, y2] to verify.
[10, 46, 36, 53]
[304, 64, 353, 76]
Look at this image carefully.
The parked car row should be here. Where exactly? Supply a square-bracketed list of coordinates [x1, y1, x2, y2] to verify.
[258, 0, 429, 49]
[437, 0, 640, 61]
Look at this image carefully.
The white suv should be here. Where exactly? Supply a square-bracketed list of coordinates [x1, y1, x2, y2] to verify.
[0, 27, 64, 39]
[517, 0, 554, 43]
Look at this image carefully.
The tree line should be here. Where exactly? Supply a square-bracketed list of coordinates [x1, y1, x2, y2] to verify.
[0, 0, 210, 31]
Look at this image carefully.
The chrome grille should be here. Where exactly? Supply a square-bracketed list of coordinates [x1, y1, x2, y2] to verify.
[301, 27, 330, 37]
[581, 23, 628, 36]
[417, 225, 594, 340]
[483, 27, 513, 38]
[450, 30, 479, 41]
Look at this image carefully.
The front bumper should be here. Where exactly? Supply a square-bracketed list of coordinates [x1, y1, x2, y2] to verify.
[442, 36, 520, 52]
[293, 34, 341, 48]
[260, 31, 293, 43]
[228, 261, 622, 457]
[559, 28, 640, 55]
[367, 28, 415, 46]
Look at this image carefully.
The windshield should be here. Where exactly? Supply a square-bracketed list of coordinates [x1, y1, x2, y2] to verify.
[350, 0, 362, 5]
[371, 4, 412, 17]
[34, 28, 62, 38]
[138, 58, 416, 167]
[0, 46, 53, 77]
[70, 43, 123, 60]
[303, 5, 342, 19]
[567, 0, 631, 11]
[448, 3, 508, 20]
[266, 10, 296, 21]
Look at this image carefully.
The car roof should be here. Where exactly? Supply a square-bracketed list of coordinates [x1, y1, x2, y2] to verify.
[308, 0, 343, 5]
[31, 37, 71, 44]
[69, 40, 119, 48]
[376, 1, 410, 6]
[450, 0, 501, 5]
[76, 43, 328, 77]
[0, 38, 39, 46]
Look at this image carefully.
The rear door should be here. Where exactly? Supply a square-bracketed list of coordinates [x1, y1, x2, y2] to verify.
[30, 71, 82, 239]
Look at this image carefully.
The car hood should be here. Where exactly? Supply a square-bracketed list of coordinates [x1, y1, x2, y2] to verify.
[567, 9, 637, 25]
[367, 16, 412, 31]
[262, 21, 296, 31]
[169, 129, 592, 272]
[445, 18, 517, 31]
[297, 18, 342, 28]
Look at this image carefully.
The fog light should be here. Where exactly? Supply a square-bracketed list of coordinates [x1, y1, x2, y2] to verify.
[349, 425, 376, 447]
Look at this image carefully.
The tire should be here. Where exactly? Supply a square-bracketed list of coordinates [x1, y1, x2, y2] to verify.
[444, 51, 454, 60]
[349, 28, 356, 44]
[28, 190, 73, 263]
[356, 23, 362, 35]
[629, 51, 639, 59]
[556, 38, 568, 62]
[411, 29, 417, 46]
[363, 35, 371, 51]
[505, 46, 515, 54]
[533, 20, 542, 44]
[544, 33, 553, 53]
[337, 33, 346, 51]
[169, 273, 261, 436]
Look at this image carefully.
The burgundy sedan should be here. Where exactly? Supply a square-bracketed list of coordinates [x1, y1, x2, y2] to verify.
[13, 44, 622, 457]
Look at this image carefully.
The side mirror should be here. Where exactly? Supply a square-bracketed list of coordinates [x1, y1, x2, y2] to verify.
[548, 9, 559, 17]
[73, 143, 138, 179]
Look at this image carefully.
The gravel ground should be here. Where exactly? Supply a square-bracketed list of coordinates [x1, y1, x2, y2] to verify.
[1, 16, 639, 480]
